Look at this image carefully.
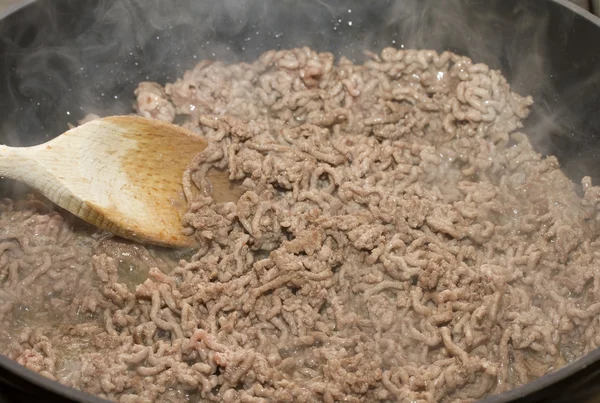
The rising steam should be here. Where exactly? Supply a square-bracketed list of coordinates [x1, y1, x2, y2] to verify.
[0, 0, 599, 185]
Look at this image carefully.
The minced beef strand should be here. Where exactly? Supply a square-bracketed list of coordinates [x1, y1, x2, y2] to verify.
[3, 47, 600, 403]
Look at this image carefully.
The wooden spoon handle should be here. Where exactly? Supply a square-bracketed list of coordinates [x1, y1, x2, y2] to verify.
[0, 144, 79, 213]
[0, 145, 32, 181]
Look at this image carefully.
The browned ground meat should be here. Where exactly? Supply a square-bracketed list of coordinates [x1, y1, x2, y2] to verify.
[3, 47, 600, 403]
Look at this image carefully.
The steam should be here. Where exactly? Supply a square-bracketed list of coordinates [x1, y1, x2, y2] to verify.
[0, 0, 599, 185]
[370, 0, 600, 184]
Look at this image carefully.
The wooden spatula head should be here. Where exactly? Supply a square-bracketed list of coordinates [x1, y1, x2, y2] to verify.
[83, 116, 207, 246]
[1, 116, 221, 247]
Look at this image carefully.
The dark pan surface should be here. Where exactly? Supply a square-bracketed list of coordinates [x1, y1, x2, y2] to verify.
[0, 1, 599, 402]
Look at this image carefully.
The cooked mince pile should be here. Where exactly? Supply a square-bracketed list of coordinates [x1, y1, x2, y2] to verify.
[2, 47, 600, 403]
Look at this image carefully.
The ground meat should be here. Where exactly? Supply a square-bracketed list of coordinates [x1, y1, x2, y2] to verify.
[3, 47, 600, 403]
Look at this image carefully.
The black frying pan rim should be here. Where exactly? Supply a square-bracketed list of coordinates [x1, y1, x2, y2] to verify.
[0, 352, 112, 403]
[0, 0, 600, 402]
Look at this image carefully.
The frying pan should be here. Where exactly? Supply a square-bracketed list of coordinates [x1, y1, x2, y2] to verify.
[0, 0, 599, 402]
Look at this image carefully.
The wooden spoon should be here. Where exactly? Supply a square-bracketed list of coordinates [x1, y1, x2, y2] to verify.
[0, 115, 237, 248]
